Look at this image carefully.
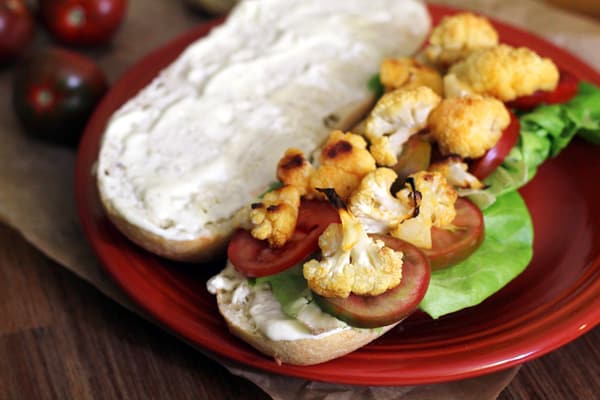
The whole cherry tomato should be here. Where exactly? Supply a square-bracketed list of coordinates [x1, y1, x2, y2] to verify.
[40, 0, 127, 45]
[0, 0, 35, 62]
[12, 47, 108, 146]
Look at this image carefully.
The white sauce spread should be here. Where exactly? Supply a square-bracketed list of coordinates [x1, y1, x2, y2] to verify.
[97, 0, 430, 241]
[207, 263, 349, 341]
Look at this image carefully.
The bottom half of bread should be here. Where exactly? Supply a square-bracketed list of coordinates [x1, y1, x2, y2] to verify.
[215, 286, 398, 366]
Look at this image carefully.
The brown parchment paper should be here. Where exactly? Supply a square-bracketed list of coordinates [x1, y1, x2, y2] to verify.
[1, 0, 599, 398]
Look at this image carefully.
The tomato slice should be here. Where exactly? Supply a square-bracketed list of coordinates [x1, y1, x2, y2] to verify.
[392, 136, 431, 182]
[313, 235, 430, 328]
[507, 70, 579, 110]
[469, 110, 520, 180]
[228, 200, 340, 277]
[422, 198, 484, 270]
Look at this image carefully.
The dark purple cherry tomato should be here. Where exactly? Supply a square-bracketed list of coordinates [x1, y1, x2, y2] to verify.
[40, 0, 127, 46]
[0, 0, 35, 62]
[12, 47, 108, 146]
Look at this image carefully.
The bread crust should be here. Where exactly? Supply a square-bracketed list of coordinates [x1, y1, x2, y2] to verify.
[99, 187, 229, 262]
[215, 286, 397, 366]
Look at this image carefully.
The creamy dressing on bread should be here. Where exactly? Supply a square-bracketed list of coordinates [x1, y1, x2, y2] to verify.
[97, 0, 430, 243]
[207, 263, 349, 341]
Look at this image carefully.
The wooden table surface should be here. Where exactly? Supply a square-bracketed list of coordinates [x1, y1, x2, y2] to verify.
[2, 1, 600, 399]
[1, 223, 599, 399]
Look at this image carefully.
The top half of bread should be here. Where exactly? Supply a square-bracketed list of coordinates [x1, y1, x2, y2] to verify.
[97, 0, 431, 262]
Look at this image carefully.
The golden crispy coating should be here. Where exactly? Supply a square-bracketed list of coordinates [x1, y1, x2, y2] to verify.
[444, 44, 559, 101]
[249, 185, 301, 247]
[429, 156, 484, 189]
[303, 208, 404, 298]
[424, 12, 499, 67]
[428, 95, 510, 159]
[380, 57, 444, 96]
[310, 131, 376, 201]
[391, 171, 457, 249]
[348, 168, 415, 234]
[277, 148, 315, 196]
[365, 87, 441, 166]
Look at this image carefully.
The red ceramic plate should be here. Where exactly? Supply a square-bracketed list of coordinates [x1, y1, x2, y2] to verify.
[75, 4, 600, 385]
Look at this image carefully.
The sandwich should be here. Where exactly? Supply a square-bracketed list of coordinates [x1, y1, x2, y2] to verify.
[96, 2, 600, 366]
[207, 12, 600, 365]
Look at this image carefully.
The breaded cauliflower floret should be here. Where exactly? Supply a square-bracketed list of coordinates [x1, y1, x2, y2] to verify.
[380, 57, 444, 96]
[444, 44, 559, 101]
[424, 12, 499, 67]
[428, 95, 510, 159]
[365, 87, 441, 166]
[429, 156, 484, 190]
[348, 168, 416, 234]
[249, 185, 301, 247]
[277, 148, 315, 196]
[310, 131, 376, 201]
[392, 171, 457, 249]
[303, 205, 403, 298]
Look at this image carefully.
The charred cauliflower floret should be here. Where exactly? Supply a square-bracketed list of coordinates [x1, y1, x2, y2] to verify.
[303, 203, 404, 298]
[444, 44, 559, 101]
[310, 131, 376, 201]
[365, 87, 441, 166]
[392, 171, 457, 249]
[424, 12, 499, 67]
[380, 57, 444, 96]
[429, 156, 484, 189]
[276, 148, 315, 196]
[249, 185, 301, 247]
[347, 168, 416, 234]
[428, 95, 510, 159]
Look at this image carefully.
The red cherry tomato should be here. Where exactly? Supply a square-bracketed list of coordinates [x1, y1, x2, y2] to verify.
[0, 0, 35, 61]
[12, 47, 108, 146]
[228, 200, 340, 278]
[421, 198, 484, 271]
[312, 235, 430, 328]
[507, 70, 579, 110]
[469, 110, 520, 180]
[40, 0, 127, 45]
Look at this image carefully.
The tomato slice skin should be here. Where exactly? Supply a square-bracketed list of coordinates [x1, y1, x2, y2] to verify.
[507, 70, 579, 111]
[392, 136, 432, 182]
[313, 235, 430, 328]
[422, 198, 484, 271]
[228, 199, 340, 278]
[470, 110, 520, 180]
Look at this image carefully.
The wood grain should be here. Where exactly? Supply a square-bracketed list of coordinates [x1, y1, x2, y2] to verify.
[0, 223, 598, 399]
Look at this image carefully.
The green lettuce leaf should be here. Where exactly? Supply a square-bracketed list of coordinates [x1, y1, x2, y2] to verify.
[419, 190, 533, 318]
[256, 264, 311, 318]
[466, 82, 600, 209]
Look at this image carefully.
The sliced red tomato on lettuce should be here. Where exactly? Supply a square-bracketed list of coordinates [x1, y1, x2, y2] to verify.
[470, 110, 520, 180]
[228, 199, 339, 277]
[507, 70, 579, 110]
